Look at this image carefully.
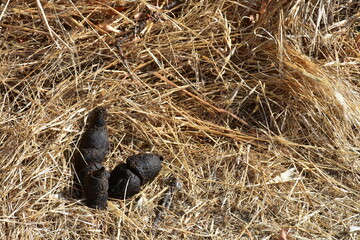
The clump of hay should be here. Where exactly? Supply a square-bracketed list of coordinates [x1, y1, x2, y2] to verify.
[0, 0, 359, 239]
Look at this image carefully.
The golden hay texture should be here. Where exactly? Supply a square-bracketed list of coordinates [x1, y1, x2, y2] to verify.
[1, 0, 359, 239]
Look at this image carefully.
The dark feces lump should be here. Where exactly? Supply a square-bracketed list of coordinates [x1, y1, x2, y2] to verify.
[109, 153, 162, 199]
[74, 106, 109, 184]
[108, 163, 142, 199]
[84, 167, 110, 210]
[73, 106, 110, 209]
[127, 154, 163, 184]
[74, 107, 109, 171]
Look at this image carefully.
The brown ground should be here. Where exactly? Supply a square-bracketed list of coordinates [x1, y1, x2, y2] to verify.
[0, 0, 359, 239]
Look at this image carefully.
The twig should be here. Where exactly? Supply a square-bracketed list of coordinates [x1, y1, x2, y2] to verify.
[0, 0, 11, 22]
[115, 38, 145, 84]
[153, 72, 251, 127]
[152, 177, 181, 236]
[36, 0, 72, 50]
[0, 24, 50, 35]
[162, 0, 184, 11]
[36, 0, 60, 48]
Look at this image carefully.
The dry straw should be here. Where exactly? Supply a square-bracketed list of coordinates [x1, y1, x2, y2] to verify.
[0, 0, 359, 239]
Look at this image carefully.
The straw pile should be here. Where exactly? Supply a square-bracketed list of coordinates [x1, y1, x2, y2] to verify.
[1, 0, 359, 239]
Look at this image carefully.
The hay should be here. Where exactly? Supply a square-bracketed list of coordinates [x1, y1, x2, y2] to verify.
[0, 0, 359, 239]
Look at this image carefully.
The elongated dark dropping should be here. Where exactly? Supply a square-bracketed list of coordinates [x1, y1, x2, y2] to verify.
[73, 162, 104, 198]
[108, 154, 163, 199]
[126, 154, 163, 185]
[76, 162, 104, 186]
[84, 167, 110, 210]
[108, 163, 142, 199]
[74, 106, 109, 173]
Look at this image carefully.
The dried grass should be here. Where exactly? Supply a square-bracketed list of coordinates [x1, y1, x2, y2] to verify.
[1, 0, 359, 239]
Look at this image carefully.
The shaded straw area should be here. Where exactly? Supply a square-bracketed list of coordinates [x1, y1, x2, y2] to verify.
[1, 0, 359, 239]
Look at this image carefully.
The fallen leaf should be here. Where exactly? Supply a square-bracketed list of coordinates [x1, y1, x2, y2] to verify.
[134, 12, 143, 19]
[246, 167, 302, 187]
[98, 23, 120, 33]
[278, 229, 289, 240]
